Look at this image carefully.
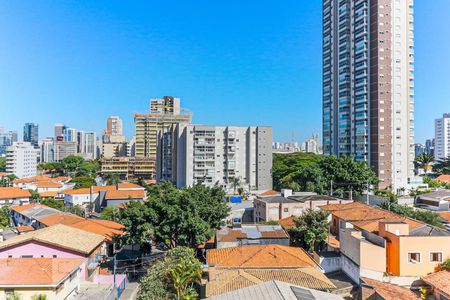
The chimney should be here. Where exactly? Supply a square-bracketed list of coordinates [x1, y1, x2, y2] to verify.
[281, 189, 292, 198]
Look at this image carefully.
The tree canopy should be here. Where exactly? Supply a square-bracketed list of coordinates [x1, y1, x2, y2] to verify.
[273, 153, 378, 196]
[117, 182, 229, 249]
[0, 157, 5, 172]
[288, 209, 330, 252]
[137, 247, 202, 300]
[378, 202, 444, 228]
[434, 156, 450, 175]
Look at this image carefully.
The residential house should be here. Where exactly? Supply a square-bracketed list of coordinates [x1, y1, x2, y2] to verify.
[0, 258, 83, 300]
[10, 204, 60, 226]
[203, 244, 336, 298]
[216, 225, 289, 249]
[416, 190, 450, 211]
[13, 175, 72, 192]
[254, 189, 351, 222]
[0, 187, 31, 207]
[359, 277, 420, 300]
[436, 175, 450, 184]
[208, 280, 345, 300]
[422, 270, 450, 300]
[63, 183, 145, 210]
[321, 202, 450, 286]
[0, 224, 104, 281]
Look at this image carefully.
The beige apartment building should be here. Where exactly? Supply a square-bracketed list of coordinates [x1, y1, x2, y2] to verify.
[100, 157, 155, 179]
[134, 96, 192, 179]
[322, 202, 450, 286]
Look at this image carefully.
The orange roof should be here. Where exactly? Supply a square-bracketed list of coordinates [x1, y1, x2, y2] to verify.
[37, 212, 124, 242]
[278, 216, 298, 230]
[0, 258, 83, 286]
[16, 225, 34, 233]
[0, 172, 8, 178]
[437, 175, 450, 183]
[14, 175, 51, 184]
[52, 176, 71, 182]
[10, 203, 47, 213]
[39, 191, 58, 198]
[361, 278, 420, 300]
[34, 181, 63, 188]
[207, 245, 319, 269]
[259, 189, 279, 196]
[38, 213, 84, 227]
[105, 189, 145, 200]
[118, 182, 144, 189]
[0, 187, 31, 200]
[321, 202, 424, 233]
[63, 185, 117, 195]
[422, 270, 450, 296]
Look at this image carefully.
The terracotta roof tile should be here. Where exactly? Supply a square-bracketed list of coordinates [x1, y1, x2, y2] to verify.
[105, 189, 145, 200]
[422, 270, 450, 297]
[0, 187, 31, 200]
[118, 182, 144, 189]
[321, 202, 423, 233]
[361, 277, 420, 300]
[207, 245, 319, 268]
[217, 225, 289, 243]
[38, 213, 84, 227]
[206, 268, 335, 297]
[39, 191, 58, 198]
[0, 258, 83, 286]
[16, 225, 34, 233]
[437, 212, 450, 222]
[14, 175, 50, 184]
[278, 216, 297, 230]
[0, 224, 104, 255]
[259, 190, 279, 196]
[437, 175, 450, 183]
[34, 181, 63, 188]
[10, 203, 42, 213]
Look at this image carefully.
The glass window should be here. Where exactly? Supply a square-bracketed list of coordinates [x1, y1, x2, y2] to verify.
[430, 252, 442, 263]
[408, 252, 421, 263]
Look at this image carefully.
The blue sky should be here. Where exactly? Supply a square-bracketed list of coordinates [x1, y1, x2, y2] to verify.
[0, 1, 449, 143]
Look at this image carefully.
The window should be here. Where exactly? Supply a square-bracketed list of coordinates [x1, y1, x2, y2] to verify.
[408, 252, 421, 263]
[284, 208, 289, 213]
[21, 255, 33, 258]
[430, 252, 443, 263]
[53, 255, 57, 258]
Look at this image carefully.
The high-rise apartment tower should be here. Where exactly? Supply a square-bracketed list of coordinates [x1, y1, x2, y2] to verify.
[322, 0, 415, 191]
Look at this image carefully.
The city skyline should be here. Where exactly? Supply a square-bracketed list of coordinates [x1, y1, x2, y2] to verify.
[1, 1, 449, 143]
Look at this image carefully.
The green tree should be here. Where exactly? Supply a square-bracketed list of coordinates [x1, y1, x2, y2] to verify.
[415, 153, 434, 173]
[61, 156, 85, 175]
[379, 202, 444, 228]
[28, 189, 41, 202]
[435, 258, 450, 272]
[101, 206, 120, 221]
[38, 162, 63, 175]
[31, 294, 47, 300]
[105, 173, 121, 185]
[434, 156, 450, 175]
[70, 176, 96, 189]
[274, 154, 378, 196]
[423, 176, 443, 188]
[0, 206, 11, 228]
[137, 247, 201, 300]
[118, 201, 155, 252]
[0, 157, 5, 171]
[229, 177, 241, 195]
[288, 209, 330, 252]
[40, 198, 64, 210]
[6, 292, 22, 300]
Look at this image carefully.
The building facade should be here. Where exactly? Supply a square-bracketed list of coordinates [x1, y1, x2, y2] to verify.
[54, 123, 66, 141]
[54, 141, 77, 161]
[171, 124, 272, 192]
[107, 116, 123, 136]
[40, 138, 55, 163]
[134, 96, 192, 178]
[434, 113, 450, 161]
[322, 0, 415, 191]
[77, 131, 97, 160]
[0, 128, 18, 156]
[102, 116, 127, 158]
[6, 142, 38, 178]
[23, 123, 39, 148]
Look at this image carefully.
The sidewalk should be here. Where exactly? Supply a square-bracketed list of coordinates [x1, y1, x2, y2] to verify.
[120, 282, 140, 300]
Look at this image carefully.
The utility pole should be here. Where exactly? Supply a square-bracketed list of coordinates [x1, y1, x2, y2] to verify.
[330, 180, 333, 196]
[366, 181, 369, 205]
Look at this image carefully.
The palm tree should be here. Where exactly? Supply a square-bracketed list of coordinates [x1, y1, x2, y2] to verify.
[434, 156, 450, 175]
[415, 153, 434, 173]
[229, 177, 241, 195]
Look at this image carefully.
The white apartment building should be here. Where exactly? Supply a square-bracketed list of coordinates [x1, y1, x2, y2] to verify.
[77, 131, 97, 160]
[168, 124, 273, 193]
[40, 138, 55, 163]
[6, 142, 38, 178]
[435, 113, 450, 161]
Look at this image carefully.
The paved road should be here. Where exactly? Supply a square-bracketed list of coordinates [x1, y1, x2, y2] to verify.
[120, 282, 140, 300]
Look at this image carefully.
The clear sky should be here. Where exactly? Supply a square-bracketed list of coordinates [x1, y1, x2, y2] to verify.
[0, 1, 449, 143]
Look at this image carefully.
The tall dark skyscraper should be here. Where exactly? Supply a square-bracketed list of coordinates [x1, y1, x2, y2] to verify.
[23, 123, 39, 148]
[322, 0, 414, 191]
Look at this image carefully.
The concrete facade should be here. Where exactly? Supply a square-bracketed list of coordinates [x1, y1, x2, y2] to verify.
[6, 142, 38, 178]
[435, 113, 450, 161]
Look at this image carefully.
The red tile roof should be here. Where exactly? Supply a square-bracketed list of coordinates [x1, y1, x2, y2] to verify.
[16, 225, 34, 233]
[422, 270, 450, 296]
[437, 175, 450, 183]
[259, 189, 279, 196]
[207, 245, 319, 268]
[0, 258, 83, 286]
[0, 187, 31, 200]
[34, 181, 63, 188]
[361, 277, 420, 300]
[105, 189, 145, 200]
[10, 203, 47, 213]
[118, 182, 144, 189]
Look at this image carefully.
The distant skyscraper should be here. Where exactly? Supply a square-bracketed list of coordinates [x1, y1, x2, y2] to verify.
[0, 128, 18, 156]
[40, 138, 55, 163]
[107, 116, 123, 136]
[54, 123, 66, 141]
[63, 128, 77, 142]
[77, 131, 97, 160]
[435, 113, 450, 161]
[322, 0, 415, 191]
[23, 123, 39, 148]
